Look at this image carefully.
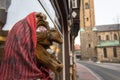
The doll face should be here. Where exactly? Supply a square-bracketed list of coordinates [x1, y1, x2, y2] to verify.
[35, 12, 49, 30]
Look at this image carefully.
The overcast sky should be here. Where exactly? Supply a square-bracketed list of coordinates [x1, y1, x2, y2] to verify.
[3, 0, 55, 30]
[94, 0, 120, 25]
[75, 0, 120, 45]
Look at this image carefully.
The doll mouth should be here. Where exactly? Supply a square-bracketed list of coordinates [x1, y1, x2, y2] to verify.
[36, 26, 47, 32]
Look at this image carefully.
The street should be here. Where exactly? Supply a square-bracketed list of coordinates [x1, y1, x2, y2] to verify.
[78, 61, 120, 80]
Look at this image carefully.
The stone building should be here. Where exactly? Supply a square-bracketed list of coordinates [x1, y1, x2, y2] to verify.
[96, 24, 120, 63]
[79, 0, 120, 63]
[80, 0, 97, 60]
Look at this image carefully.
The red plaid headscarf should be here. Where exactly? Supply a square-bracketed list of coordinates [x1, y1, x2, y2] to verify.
[0, 12, 52, 80]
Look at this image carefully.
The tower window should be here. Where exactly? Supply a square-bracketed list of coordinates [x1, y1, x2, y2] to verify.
[85, 3, 89, 9]
[88, 44, 91, 48]
[86, 17, 89, 21]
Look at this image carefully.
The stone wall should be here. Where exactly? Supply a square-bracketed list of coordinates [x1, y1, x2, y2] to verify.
[97, 31, 120, 41]
[97, 47, 120, 63]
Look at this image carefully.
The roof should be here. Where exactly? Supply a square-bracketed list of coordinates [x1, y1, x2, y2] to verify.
[96, 40, 120, 47]
[96, 24, 120, 32]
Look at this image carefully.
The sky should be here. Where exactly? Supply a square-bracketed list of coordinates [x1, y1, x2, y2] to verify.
[94, 0, 120, 25]
[75, 0, 120, 45]
[3, 0, 55, 30]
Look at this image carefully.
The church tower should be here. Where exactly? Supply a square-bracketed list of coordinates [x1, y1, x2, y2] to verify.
[80, 0, 97, 60]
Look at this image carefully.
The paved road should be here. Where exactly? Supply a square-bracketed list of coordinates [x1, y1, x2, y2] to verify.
[96, 62, 120, 71]
[78, 61, 120, 80]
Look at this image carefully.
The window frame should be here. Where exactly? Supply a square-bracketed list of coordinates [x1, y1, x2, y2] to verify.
[113, 47, 117, 57]
[85, 2, 89, 9]
[103, 48, 107, 58]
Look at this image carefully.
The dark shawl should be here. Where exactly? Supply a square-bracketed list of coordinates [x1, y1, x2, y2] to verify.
[0, 12, 52, 80]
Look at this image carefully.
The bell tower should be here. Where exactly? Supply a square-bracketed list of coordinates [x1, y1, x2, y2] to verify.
[80, 0, 97, 60]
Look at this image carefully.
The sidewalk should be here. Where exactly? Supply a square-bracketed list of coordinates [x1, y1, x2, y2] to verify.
[76, 63, 100, 80]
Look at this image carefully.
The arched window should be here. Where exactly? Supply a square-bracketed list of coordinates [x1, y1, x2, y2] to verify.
[103, 48, 107, 58]
[98, 36, 101, 41]
[114, 34, 117, 40]
[88, 44, 91, 48]
[113, 47, 117, 57]
[85, 3, 89, 9]
[86, 17, 89, 21]
[106, 35, 109, 40]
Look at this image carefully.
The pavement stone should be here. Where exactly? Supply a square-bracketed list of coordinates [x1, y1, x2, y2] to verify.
[76, 63, 100, 80]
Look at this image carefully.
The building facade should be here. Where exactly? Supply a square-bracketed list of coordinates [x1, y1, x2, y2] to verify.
[96, 24, 120, 63]
[80, 0, 97, 60]
[79, 0, 120, 63]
